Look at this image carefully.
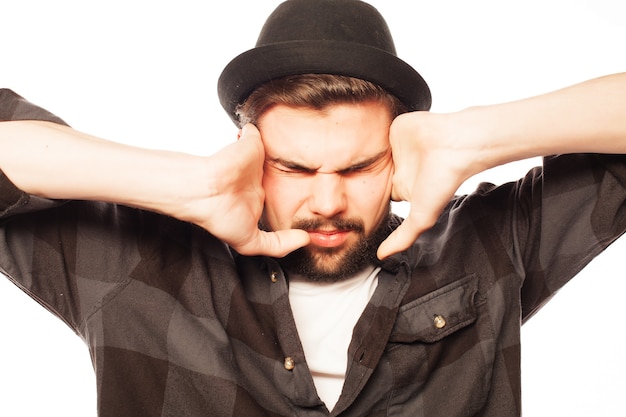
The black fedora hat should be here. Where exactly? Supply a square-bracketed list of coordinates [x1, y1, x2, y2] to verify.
[217, 0, 431, 125]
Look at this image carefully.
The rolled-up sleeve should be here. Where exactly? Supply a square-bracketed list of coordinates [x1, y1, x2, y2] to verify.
[517, 153, 626, 320]
[0, 89, 69, 217]
[0, 89, 68, 125]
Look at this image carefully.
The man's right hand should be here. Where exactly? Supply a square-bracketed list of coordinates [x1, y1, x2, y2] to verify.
[192, 124, 310, 257]
[0, 121, 309, 258]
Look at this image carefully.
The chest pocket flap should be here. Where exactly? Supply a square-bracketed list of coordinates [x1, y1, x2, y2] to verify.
[391, 274, 479, 343]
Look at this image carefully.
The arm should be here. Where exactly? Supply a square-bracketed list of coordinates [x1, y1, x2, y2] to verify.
[0, 121, 309, 256]
[378, 72, 626, 259]
[0, 120, 203, 211]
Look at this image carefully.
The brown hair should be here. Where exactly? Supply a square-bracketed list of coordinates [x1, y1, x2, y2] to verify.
[235, 74, 407, 128]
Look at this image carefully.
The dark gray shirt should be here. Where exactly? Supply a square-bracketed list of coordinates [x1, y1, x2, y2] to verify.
[1, 88, 625, 416]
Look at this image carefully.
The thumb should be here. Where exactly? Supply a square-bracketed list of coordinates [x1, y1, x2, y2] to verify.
[237, 228, 311, 258]
[376, 211, 436, 259]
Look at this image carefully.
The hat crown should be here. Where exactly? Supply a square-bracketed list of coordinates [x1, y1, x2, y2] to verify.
[257, 0, 397, 55]
[218, 0, 431, 126]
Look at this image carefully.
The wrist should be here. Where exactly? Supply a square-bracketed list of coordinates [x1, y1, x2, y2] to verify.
[450, 104, 541, 174]
[125, 151, 210, 220]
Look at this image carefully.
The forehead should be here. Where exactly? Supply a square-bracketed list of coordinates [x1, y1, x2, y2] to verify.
[258, 102, 392, 164]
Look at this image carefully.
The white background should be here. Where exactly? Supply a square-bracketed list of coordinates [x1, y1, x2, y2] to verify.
[1, 0, 625, 415]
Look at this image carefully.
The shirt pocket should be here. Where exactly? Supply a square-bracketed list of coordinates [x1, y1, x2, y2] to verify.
[382, 274, 496, 415]
[390, 274, 480, 344]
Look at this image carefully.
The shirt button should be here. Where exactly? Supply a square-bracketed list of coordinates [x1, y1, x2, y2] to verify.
[433, 315, 447, 329]
[270, 271, 278, 283]
[284, 357, 295, 371]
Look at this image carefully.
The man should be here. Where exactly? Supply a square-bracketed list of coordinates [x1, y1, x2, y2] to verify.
[1, 1, 625, 416]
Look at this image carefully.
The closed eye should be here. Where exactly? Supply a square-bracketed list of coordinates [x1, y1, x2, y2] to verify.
[338, 160, 378, 175]
[265, 159, 316, 175]
[337, 149, 391, 176]
[265, 149, 390, 176]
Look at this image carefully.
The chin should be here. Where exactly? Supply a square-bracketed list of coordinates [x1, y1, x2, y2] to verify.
[280, 241, 378, 283]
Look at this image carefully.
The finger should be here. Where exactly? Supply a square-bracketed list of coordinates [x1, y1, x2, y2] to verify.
[376, 211, 435, 259]
[239, 123, 264, 157]
[240, 123, 260, 140]
[378, 182, 459, 259]
[379, 165, 455, 259]
[237, 228, 311, 258]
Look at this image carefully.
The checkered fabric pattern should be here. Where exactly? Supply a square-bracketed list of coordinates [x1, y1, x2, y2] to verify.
[1, 88, 625, 416]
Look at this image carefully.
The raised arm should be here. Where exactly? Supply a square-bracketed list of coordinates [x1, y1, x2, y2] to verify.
[0, 120, 309, 257]
[379, 72, 626, 259]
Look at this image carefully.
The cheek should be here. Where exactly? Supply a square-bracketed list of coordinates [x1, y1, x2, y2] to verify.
[262, 175, 307, 228]
[346, 171, 393, 222]
[357, 165, 393, 200]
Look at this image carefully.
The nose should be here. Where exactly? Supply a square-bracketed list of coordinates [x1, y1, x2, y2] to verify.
[308, 172, 347, 218]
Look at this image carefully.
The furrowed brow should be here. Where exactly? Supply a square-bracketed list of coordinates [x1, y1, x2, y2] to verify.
[337, 149, 391, 174]
[266, 148, 390, 174]
[266, 157, 318, 173]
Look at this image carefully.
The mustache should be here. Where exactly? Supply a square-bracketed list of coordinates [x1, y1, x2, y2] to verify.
[291, 217, 364, 233]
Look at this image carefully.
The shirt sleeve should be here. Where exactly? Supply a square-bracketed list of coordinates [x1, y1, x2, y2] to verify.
[0, 89, 105, 332]
[516, 153, 626, 321]
[0, 89, 69, 125]
[0, 89, 69, 217]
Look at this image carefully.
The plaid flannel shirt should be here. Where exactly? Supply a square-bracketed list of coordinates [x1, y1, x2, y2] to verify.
[1, 88, 625, 416]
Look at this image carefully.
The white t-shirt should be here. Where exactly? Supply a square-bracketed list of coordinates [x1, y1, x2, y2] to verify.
[288, 266, 380, 411]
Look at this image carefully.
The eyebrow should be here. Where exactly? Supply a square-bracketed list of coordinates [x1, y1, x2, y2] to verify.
[266, 149, 390, 174]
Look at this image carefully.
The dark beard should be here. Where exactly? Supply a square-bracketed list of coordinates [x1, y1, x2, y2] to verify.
[277, 210, 392, 283]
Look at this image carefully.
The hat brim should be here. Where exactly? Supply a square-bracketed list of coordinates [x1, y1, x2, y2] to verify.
[218, 40, 431, 125]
